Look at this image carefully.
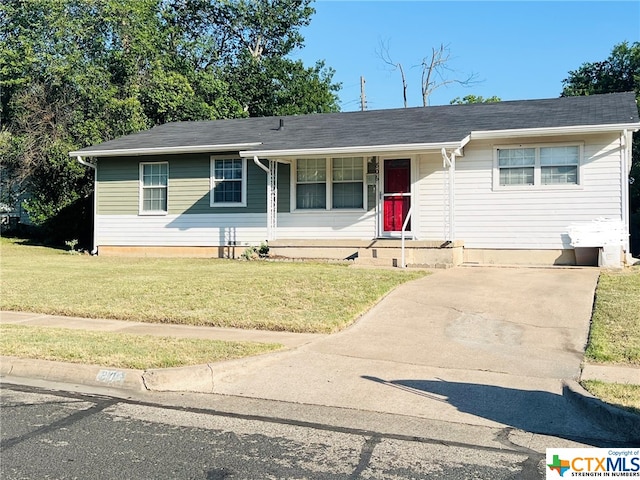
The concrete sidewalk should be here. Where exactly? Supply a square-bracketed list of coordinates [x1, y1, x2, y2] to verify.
[2, 266, 639, 443]
[0, 311, 324, 348]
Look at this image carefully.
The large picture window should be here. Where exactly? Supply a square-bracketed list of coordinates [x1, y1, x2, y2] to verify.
[140, 162, 168, 214]
[211, 158, 246, 206]
[295, 157, 365, 210]
[496, 145, 580, 188]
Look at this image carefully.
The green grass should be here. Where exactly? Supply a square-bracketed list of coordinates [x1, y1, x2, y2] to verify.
[0, 237, 427, 333]
[585, 266, 640, 366]
[0, 324, 282, 369]
[581, 266, 640, 413]
[581, 380, 640, 415]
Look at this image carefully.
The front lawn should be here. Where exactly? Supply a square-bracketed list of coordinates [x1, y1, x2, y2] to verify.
[585, 267, 640, 366]
[582, 266, 640, 413]
[581, 380, 640, 416]
[0, 324, 281, 369]
[0, 238, 426, 333]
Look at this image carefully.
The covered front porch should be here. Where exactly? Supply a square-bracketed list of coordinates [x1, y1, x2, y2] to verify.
[246, 144, 464, 268]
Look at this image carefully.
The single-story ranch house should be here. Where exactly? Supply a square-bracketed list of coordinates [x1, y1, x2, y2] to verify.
[71, 92, 640, 267]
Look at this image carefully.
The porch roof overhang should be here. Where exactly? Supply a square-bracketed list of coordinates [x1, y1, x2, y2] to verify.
[239, 139, 469, 159]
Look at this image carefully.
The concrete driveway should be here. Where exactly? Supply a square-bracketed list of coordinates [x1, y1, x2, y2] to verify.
[212, 266, 613, 441]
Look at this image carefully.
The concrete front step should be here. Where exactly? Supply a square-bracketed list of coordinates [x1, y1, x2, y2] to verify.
[267, 239, 464, 267]
[354, 256, 454, 269]
[356, 243, 463, 268]
[354, 256, 402, 268]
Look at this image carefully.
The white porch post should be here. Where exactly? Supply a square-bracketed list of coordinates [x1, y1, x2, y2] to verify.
[253, 156, 278, 241]
[268, 160, 278, 240]
[441, 148, 456, 242]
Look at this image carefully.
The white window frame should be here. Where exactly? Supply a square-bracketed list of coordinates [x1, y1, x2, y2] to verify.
[210, 157, 247, 207]
[139, 161, 168, 215]
[493, 143, 583, 190]
[292, 157, 367, 212]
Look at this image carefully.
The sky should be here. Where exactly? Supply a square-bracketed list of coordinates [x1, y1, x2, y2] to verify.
[291, 1, 640, 111]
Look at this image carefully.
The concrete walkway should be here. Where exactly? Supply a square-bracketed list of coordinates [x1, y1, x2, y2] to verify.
[2, 266, 639, 443]
[0, 311, 324, 349]
[207, 267, 639, 441]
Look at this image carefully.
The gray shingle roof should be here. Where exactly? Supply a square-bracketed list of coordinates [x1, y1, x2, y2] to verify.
[71, 92, 639, 156]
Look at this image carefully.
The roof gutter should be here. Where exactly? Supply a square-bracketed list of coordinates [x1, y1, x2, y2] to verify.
[470, 123, 640, 139]
[69, 142, 263, 158]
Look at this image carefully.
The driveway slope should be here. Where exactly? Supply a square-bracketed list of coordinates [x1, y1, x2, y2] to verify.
[212, 267, 609, 440]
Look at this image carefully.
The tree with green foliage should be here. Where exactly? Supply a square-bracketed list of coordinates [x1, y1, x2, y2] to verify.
[449, 95, 501, 105]
[561, 41, 640, 254]
[0, 0, 340, 244]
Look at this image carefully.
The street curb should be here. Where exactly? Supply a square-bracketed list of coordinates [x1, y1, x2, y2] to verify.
[1, 356, 145, 391]
[0, 356, 215, 394]
[142, 364, 215, 393]
[562, 379, 640, 443]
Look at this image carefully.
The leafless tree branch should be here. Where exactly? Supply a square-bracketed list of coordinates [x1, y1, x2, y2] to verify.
[376, 40, 408, 108]
[420, 43, 480, 106]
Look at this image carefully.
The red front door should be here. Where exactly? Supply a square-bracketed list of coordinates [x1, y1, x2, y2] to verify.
[383, 159, 411, 232]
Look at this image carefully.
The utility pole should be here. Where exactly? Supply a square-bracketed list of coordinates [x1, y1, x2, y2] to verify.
[360, 76, 367, 111]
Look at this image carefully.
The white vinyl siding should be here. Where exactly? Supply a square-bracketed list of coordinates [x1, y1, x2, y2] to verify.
[415, 152, 448, 241]
[95, 211, 376, 246]
[454, 135, 622, 249]
[139, 162, 168, 214]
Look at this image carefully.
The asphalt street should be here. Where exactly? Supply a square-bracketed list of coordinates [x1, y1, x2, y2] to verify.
[1, 382, 553, 480]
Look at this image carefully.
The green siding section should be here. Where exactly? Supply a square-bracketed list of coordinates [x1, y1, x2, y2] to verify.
[169, 155, 212, 214]
[96, 154, 291, 215]
[96, 157, 139, 215]
[277, 163, 291, 213]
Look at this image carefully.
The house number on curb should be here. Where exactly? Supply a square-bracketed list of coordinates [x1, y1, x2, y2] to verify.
[96, 369, 126, 384]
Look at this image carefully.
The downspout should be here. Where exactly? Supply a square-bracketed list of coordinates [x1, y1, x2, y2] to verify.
[253, 156, 269, 174]
[76, 156, 98, 255]
[621, 131, 632, 263]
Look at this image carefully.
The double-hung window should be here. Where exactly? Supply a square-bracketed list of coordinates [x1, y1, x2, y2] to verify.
[496, 145, 580, 188]
[211, 158, 246, 206]
[140, 162, 168, 214]
[296, 158, 327, 209]
[295, 157, 365, 210]
[498, 148, 535, 186]
[332, 157, 364, 209]
[540, 146, 579, 185]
